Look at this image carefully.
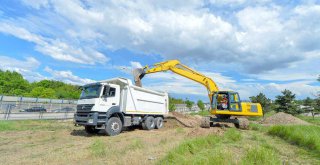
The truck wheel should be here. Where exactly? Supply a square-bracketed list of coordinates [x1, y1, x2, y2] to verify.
[105, 117, 122, 136]
[154, 117, 164, 129]
[85, 126, 100, 134]
[142, 116, 155, 130]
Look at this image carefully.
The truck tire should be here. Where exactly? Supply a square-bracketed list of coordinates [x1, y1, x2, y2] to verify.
[142, 116, 155, 130]
[105, 117, 122, 136]
[85, 126, 100, 134]
[154, 117, 164, 129]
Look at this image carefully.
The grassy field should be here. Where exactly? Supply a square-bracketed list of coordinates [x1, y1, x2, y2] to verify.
[0, 118, 319, 165]
[159, 128, 319, 165]
[297, 115, 320, 125]
[268, 125, 320, 155]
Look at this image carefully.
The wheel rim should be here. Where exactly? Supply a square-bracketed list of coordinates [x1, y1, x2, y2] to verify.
[158, 120, 163, 127]
[111, 122, 119, 132]
[150, 120, 154, 127]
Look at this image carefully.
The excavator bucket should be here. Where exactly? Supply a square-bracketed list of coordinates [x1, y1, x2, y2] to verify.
[132, 68, 145, 87]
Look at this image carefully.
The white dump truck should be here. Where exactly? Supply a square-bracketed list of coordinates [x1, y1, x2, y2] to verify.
[74, 78, 169, 136]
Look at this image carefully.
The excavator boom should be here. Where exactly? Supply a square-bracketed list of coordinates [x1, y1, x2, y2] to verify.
[136, 60, 219, 97]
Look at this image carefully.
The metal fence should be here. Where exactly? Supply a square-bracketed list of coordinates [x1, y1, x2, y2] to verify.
[0, 95, 77, 120]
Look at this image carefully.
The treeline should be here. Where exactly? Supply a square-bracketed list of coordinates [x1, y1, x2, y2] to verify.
[169, 97, 205, 112]
[250, 89, 320, 116]
[0, 70, 81, 99]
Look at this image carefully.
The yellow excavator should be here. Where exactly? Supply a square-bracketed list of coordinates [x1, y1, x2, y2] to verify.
[134, 59, 263, 129]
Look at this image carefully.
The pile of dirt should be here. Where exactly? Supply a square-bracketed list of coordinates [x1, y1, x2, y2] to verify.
[167, 112, 203, 128]
[261, 112, 310, 125]
[187, 127, 224, 137]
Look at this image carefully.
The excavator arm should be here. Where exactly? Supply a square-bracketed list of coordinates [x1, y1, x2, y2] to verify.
[135, 60, 219, 102]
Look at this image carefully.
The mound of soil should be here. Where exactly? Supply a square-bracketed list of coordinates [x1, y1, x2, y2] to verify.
[187, 127, 224, 137]
[167, 112, 202, 128]
[261, 112, 310, 125]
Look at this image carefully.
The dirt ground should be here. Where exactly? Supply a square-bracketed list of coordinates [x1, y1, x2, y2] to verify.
[0, 119, 224, 165]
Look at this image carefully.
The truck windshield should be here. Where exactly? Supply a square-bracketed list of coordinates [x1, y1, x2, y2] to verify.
[80, 85, 102, 99]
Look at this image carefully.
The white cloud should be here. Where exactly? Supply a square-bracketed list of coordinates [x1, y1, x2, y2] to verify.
[21, 0, 49, 9]
[2, 1, 319, 75]
[0, 56, 45, 81]
[44, 67, 95, 85]
[0, 22, 109, 64]
[0, 1, 319, 99]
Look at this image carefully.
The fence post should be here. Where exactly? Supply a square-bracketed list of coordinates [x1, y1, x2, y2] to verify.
[18, 96, 23, 109]
[5, 104, 13, 120]
[49, 99, 52, 112]
[0, 95, 3, 113]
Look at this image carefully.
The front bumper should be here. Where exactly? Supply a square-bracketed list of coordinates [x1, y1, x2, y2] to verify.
[74, 112, 99, 126]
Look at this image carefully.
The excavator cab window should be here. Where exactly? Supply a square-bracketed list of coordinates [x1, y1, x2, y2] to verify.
[216, 93, 229, 110]
[211, 93, 218, 109]
[229, 92, 241, 111]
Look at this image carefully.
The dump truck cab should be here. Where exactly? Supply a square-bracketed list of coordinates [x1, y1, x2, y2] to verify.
[78, 82, 121, 113]
[74, 78, 168, 136]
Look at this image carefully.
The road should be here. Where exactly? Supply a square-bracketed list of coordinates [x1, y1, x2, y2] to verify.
[0, 112, 74, 120]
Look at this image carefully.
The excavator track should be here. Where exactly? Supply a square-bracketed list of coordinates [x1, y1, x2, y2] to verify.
[200, 116, 249, 130]
[235, 118, 249, 130]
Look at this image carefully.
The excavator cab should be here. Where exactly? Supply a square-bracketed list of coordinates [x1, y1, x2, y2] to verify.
[211, 91, 263, 117]
[213, 91, 241, 111]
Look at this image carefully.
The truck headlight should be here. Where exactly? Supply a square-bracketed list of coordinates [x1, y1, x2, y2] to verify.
[88, 119, 93, 123]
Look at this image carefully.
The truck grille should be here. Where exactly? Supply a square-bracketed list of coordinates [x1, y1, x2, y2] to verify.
[76, 104, 94, 112]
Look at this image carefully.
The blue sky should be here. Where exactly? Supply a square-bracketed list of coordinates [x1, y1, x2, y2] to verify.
[0, 0, 319, 102]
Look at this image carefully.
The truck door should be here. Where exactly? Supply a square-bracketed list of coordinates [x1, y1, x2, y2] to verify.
[101, 85, 120, 108]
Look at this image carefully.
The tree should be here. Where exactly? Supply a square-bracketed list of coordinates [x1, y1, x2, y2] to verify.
[303, 97, 313, 106]
[275, 89, 298, 115]
[169, 97, 177, 112]
[249, 92, 271, 115]
[197, 100, 205, 111]
[0, 70, 30, 95]
[0, 69, 82, 99]
[185, 99, 194, 111]
[28, 87, 56, 98]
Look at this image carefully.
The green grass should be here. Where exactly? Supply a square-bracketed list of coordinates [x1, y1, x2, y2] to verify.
[175, 127, 185, 134]
[126, 139, 144, 151]
[249, 123, 268, 132]
[240, 146, 281, 165]
[224, 128, 242, 142]
[268, 125, 320, 155]
[0, 120, 72, 131]
[158, 128, 282, 165]
[158, 134, 222, 164]
[90, 139, 107, 157]
[189, 110, 211, 116]
[297, 115, 320, 125]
